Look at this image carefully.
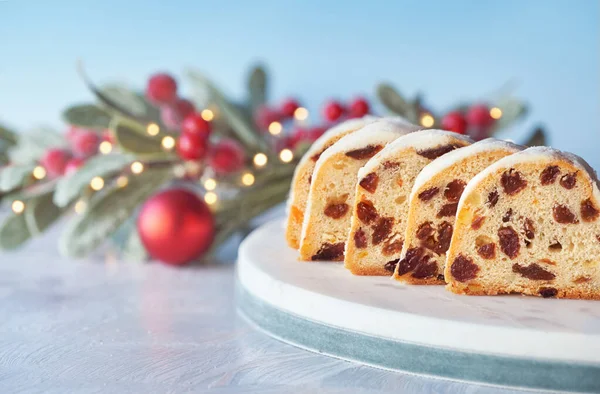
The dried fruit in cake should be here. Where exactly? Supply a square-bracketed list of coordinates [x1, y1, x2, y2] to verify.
[445, 147, 600, 299]
[298, 118, 421, 261]
[393, 139, 523, 284]
[345, 130, 473, 275]
[285, 116, 377, 249]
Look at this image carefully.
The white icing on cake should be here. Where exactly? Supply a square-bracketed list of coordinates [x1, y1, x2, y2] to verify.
[409, 138, 523, 201]
[458, 146, 600, 214]
[358, 130, 474, 179]
[313, 119, 418, 176]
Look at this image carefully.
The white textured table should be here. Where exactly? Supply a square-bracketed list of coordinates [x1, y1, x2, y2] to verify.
[0, 227, 527, 393]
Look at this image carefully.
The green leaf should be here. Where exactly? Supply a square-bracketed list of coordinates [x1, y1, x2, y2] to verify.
[0, 213, 31, 250]
[0, 124, 18, 145]
[377, 83, 411, 116]
[187, 69, 268, 152]
[0, 164, 34, 192]
[53, 153, 134, 207]
[100, 85, 150, 118]
[63, 104, 113, 129]
[8, 127, 67, 165]
[248, 65, 267, 111]
[525, 127, 547, 147]
[112, 117, 170, 158]
[24, 191, 63, 236]
[60, 167, 172, 258]
[4, 179, 57, 201]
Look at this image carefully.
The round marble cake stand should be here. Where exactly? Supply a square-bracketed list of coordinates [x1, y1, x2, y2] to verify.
[236, 220, 600, 392]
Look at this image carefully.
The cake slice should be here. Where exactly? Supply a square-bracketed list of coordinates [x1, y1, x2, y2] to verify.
[393, 139, 523, 284]
[286, 116, 378, 249]
[445, 147, 600, 299]
[345, 130, 473, 275]
[298, 119, 420, 261]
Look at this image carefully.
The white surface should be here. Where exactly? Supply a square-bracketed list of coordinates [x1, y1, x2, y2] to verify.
[0, 221, 526, 393]
[239, 220, 600, 364]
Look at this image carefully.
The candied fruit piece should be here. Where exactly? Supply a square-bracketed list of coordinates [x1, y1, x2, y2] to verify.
[498, 226, 520, 259]
[359, 172, 379, 193]
[450, 254, 479, 282]
[501, 169, 527, 196]
[512, 263, 556, 280]
[324, 203, 349, 219]
[418, 187, 439, 201]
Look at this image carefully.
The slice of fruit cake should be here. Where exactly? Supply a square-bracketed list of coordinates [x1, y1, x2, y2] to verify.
[298, 119, 420, 261]
[445, 147, 600, 299]
[286, 116, 378, 249]
[345, 130, 473, 275]
[393, 138, 523, 284]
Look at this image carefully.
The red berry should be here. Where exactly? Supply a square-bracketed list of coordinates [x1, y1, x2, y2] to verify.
[280, 98, 300, 118]
[254, 106, 282, 130]
[40, 149, 72, 178]
[208, 139, 246, 174]
[323, 100, 345, 122]
[466, 104, 494, 129]
[177, 133, 207, 161]
[308, 126, 327, 141]
[348, 97, 370, 118]
[441, 111, 468, 134]
[65, 157, 85, 176]
[181, 113, 211, 139]
[161, 98, 196, 130]
[285, 128, 311, 150]
[71, 130, 101, 158]
[146, 73, 177, 105]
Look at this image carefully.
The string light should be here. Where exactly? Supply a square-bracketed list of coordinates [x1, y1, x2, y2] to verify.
[294, 107, 309, 121]
[11, 200, 25, 214]
[279, 149, 293, 163]
[201, 109, 214, 121]
[147, 123, 160, 136]
[490, 107, 503, 119]
[268, 121, 282, 135]
[420, 113, 435, 128]
[253, 153, 268, 167]
[99, 141, 113, 154]
[74, 200, 86, 214]
[173, 165, 186, 178]
[204, 178, 217, 191]
[90, 176, 104, 191]
[116, 175, 129, 188]
[131, 161, 144, 174]
[32, 166, 46, 180]
[161, 135, 176, 150]
[241, 172, 255, 186]
[204, 192, 218, 205]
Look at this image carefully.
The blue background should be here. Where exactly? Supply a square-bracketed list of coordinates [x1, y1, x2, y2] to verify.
[1, 1, 598, 166]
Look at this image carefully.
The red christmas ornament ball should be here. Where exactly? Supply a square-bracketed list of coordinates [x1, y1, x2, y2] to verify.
[177, 132, 208, 161]
[181, 113, 211, 139]
[208, 139, 246, 174]
[137, 189, 215, 265]
[441, 111, 468, 134]
[161, 98, 196, 130]
[280, 98, 300, 118]
[348, 97, 370, 118]
[466, 104, 494, 129]
[323, 100, 345, 122]
[146, 73, 178, 105]
[40, 148, 72, 178]
[65, 157, 85, 176]
[71, 130, 101, 157]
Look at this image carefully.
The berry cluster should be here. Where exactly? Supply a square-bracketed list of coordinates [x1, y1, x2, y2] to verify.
[322, 97, 370, 122]
[146, 73, 246, 175]
[441, 104, 497, 139]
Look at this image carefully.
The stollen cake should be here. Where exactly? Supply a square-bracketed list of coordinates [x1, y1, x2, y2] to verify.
[393, 138, 523, 284]
[286, 116, 378, 249]
[298, 119, 420, 261]
[345, 130, 473, 275]
[445, 146, 600, 300]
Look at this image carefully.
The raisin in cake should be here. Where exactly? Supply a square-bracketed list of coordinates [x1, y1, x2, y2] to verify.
[286, 116, 378, 248]
[394, 139, 523, 284]
[445, 146, 600, 299]
[298, 119, 420, 261]
[345, 130, 473, 275]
